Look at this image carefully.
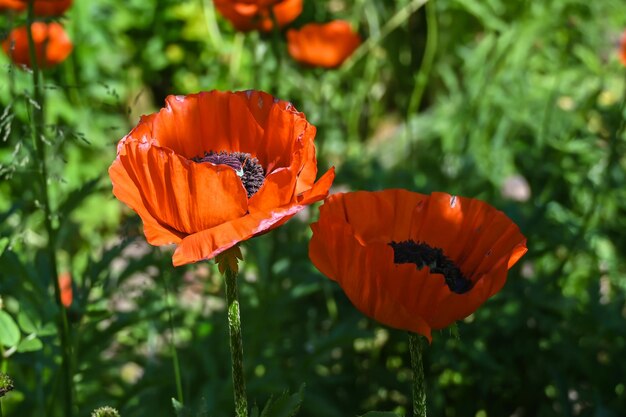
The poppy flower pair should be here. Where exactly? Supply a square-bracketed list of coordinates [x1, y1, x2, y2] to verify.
[1, 22, 73, 69]
[110, 90, 527, 340]
[0, 0, 72, 15]
[213, 0, 302, 32]
[212, 0, 361, 68]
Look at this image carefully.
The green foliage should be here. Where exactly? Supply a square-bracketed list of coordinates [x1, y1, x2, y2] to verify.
[251, 384, 304, 417]
[1, 0, 626, 416]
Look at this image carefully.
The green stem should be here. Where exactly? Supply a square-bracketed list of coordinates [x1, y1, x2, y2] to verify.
[407, 0, 438, 168]
[268, 7, 283, 94]
[408, 333, 427, 417]
[25, 2, 74, 416]
[165, 282, 184, 405]
[224, 265, 248, 417]
[164, 280, 184, 405]
[407, 0, 438, 116]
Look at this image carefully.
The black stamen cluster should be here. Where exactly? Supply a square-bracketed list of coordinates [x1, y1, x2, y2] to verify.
[194, 151, 265, 198]
[389, 240, 472, 294]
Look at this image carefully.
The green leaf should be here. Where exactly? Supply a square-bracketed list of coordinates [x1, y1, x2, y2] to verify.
[17, 337, 43, 352]
[260, 384, 305, 417]
[0, 237, 9, 257]
[0, 310, 20, 347]
[36, 322, 57, 337]
[17, 311, 39, 334]
[359, 412, 401, 417]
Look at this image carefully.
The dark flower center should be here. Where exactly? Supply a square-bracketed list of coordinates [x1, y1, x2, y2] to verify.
[193, 151, 265, 198]
[388, 240, 472, 294]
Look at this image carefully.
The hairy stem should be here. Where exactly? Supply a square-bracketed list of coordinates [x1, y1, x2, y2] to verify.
[26, 2, 73, 416]
[408, 333, 427, 417]
[224, 265, 248, 417]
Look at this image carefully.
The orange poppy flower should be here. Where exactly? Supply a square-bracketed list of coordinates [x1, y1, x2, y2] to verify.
[1, 22, 73, 69]
[109, 90, 335, 266]
[58, 272, 73, 308]
[620, 29, 626, 67]
[309, 190, 527, 341]
[214, 0, 302, 32]
[0, 0, 71, 15]
[287, 20, 361, 68]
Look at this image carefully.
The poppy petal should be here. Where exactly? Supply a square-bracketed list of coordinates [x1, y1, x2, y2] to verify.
[109, 158, 185, 245]
[173, 167, 334, 266]
[110, 90, 333, 266]
[173, 204, 303, 266]
[309, 190, 527, 339]
[113, 140, 248, 235]
[318, 190, 429, 245]
[427, 259, 510, 329]
[309, 220, 433, 340]
[151, 93, 264, 160]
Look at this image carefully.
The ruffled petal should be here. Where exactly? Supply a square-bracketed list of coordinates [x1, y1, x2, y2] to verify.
[173, 204, 302, 266]
[173, 167, 334, 266]
[148, 91, 311, 173]
[309, 189, 527, 339]
[109, 158, 184, 245]
[427, 258, 510, 329]
[150, 92, 264, 160]
[309, 218, 433, 340]
[248, 167, 298, 213]
[114, 140, 248, 236]
[244, 91, 314, 172]
[320, 189, 428, 245]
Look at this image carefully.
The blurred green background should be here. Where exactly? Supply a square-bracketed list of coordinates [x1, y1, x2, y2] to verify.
[1, 0, 626, 416]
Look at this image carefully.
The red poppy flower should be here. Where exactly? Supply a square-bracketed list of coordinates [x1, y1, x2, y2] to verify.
[109, 90, 335, 266]
[1, 22, 73, 69]
[619, 29, 626, 67]
[309, 190, 527, 341]
[214, 0, 302, 32]
[287, 20, 361, 68]
[0, 0, 71, 15]
[0, 0, 25, 12]
[59, 272, 73, 308]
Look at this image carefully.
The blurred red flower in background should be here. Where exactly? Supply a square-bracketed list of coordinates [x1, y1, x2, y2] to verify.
[214, 0, 302, 32]
[309, 190, 527, 341]
[1, 22, 73, 69]
[287, 20, 361, 68]
[109, 90, 334, 266]
[58, 272, 73, 308]
[0, 0, 72, 15]
[0, 0, 25, 12]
